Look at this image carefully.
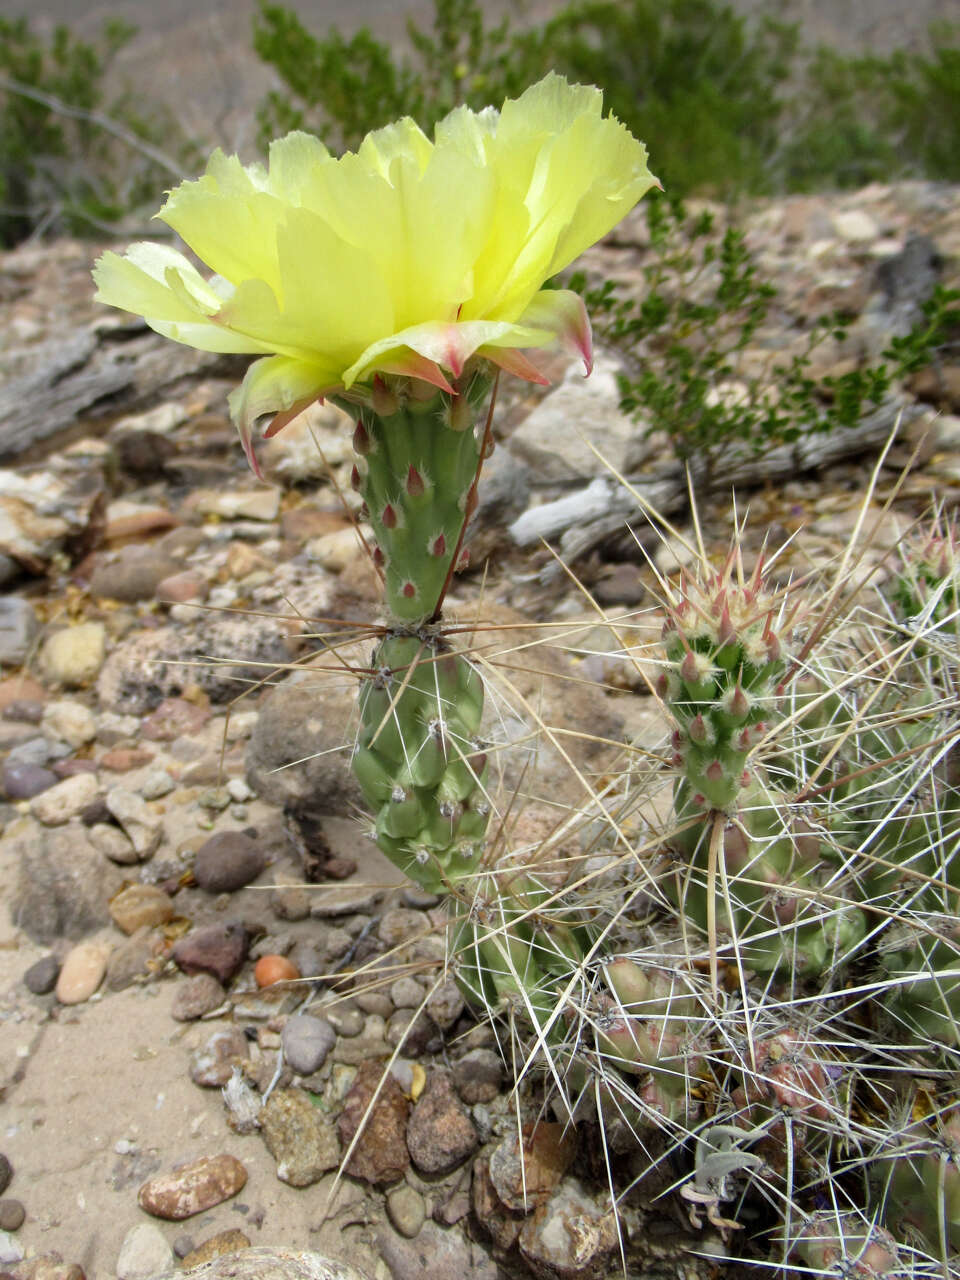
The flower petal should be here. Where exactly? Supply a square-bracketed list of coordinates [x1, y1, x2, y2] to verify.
[93, 244, 276, 354]
[516, 289, 593, 374]
[227, 354, 339, 473]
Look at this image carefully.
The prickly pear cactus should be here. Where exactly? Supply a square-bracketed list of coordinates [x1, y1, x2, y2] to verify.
[344, 373, 496, 892]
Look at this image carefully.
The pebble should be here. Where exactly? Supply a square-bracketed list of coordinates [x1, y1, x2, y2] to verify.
[172, 923, 249, 985]
[518, 1179, 618, 1280]
[325, 1005, 364, 1038]
[260, 1088, 340, 1187]
[109, 884, 175, 935]
[405, 1069, 478, 1175]
[179, 1229, 251, 1268]
[337, 1059, 411, 1185]
[106, 926, 160, 991]
[452, 1049, 504, 1105]
[116, 1221, 174, 1280]
[488, 1122, 577, 1212]
[55, 940, 110, 1004]
[6, 736, 52, 766]
[389, 977, 424, 1009]
[137, 1154, 248, 1220]
[2, 698, 43, 723]
[386, 1008, 439, 1055]
[189, 1027, 249, 1087]
[0, 1198, 25, 1231]
[193, 830, 265, 893]
[354, 990, 394, 1018]
[97, 711, 141, 746]
[141, 698, 210, 742]
[139, 768, 175, 800]
[156, 570, 207, 604]
[39, 621, 106, 686]
[0, 1228, 24, 1265]
[270, 884, 311, 922]
[90, 548, 182, 602]
[378, 908, 427, 948]
[105, 787, 163, 860]
[0, 1154, 11, 1195]
[2, 761, 57, 799]
[150, 1248, 373, 1280]
[0, 597, 39, 665]
[386, 1185, 426, 1239]
[41, 700, 96, 748]
[188, 489, 280, 522]
[23, 953, 60, 995]
[100, 747, 154, 772]
[88, 821, 138, 864]
[30, 771, 100, 825]
[377, 1220, 495, 1280]
[426, 978, 464, 1031]
[171, 973, 228, 1022]
[280, 1014, 336, 1075]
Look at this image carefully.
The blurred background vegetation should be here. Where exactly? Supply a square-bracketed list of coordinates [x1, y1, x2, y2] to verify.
[0, 0, 957, 246]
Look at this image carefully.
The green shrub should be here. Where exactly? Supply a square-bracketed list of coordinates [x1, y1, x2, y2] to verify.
[0, 16, 196, 247]
[569, 196, 958, 484]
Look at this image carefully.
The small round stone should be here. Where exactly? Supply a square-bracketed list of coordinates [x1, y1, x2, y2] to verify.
[452, 1048, 504, 1105]
[0, 1198, 24, 1231]
[0, 1154, 12, 1195]
[55, 942, 110, 1005]
[2, 762, 57, 800]
[116, 1220, 173, 1280]
[23, 954, 60, 996]
[281, 1015, 336, 1075]
[386, 1184, 425, 1238]
[193, 831, 265, 893]
[389, 977, 423, 1009]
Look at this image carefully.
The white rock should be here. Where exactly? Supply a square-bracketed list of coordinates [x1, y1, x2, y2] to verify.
[0, 1229, 24, 1265]
[139, 768, 175, 800]
[116, 1222, 174, 1280]
[41, 621, 107, 686]
[42, 699, 97, 748]
[224, 710, 258, 741]
[110, 403, 187, 436]
[0, 596, 39, 666]
[191, 489, 280, 521]
[227, 777, 253, 802]
[105, 787, 163, 860]
[832, 210, 880, 243]
[30, 771, 100, 825]
[88, 822, 138, 865]
[97, 711, 141, 746]
[306, 527, 368, 571]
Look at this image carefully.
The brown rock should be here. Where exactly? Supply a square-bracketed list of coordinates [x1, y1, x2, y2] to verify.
[156, 570, 207, 604]
[261, 1089, 340, 1187]
[108, 883, 174, 935]
[280, 508, 348, 543]
[180, 1230, 251, 1269]
[106, 926, 162, 991]
[137, 1154, 248, 1220]
[518, 1179, 618, 1280]
[100, 747, 155, 772]
[142, 697, 211, 741]
[337, 1059, 410, 1185]
[405, 1069, 478, 1175]
[452, 1048, 503, 1105]
[55, 941, 110, 1005]
[172, 923, 249, 985]
[488, 1123, 577, 1213]
[90, 548, 182, 602]
[193, 830, 265, 893]
[190, 1027, 249, 1087]
[0, 675, 46, 713]
[171, 973, 228, 1022]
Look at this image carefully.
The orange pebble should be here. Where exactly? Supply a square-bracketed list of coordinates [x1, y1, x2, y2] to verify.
[254, 954, 301, 988]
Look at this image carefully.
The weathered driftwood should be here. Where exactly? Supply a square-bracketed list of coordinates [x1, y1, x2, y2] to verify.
[509, 395, 923, 573]
[0, 320, 246, 461]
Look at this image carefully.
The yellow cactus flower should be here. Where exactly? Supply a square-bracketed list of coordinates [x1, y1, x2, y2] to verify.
[93, 73, 658, 468]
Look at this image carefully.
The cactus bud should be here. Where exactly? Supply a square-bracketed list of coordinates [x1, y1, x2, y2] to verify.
[381, 503, 398, 529]
[371, 374, 398, 416]
[456, 550, 471, 571]
[372, 545, 385, 568]
[350, 464, 363, 491]
[688, 713, 711, 745]
[405, 465, 426, 497]
[353, 420, 372, 455]
[448, 394, 473, 432]
[430, 533, 447, 557]
[401, 581, 418, 600]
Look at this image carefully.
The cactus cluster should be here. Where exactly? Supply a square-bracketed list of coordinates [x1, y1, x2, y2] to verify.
[659, 550, 796, 812]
